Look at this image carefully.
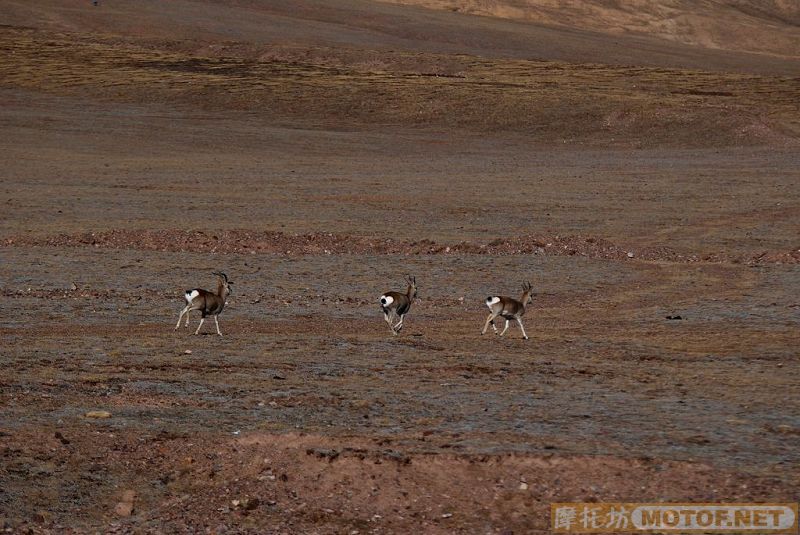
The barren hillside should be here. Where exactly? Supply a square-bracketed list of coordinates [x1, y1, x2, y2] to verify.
[2, 0, 799, 74]
[2, 0, 799, 147]
[379, 0, 800, 58]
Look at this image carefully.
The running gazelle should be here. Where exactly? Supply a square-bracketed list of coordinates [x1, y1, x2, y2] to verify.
[175, 271, 232, 335]
[379, 275, 417, 335]
[481, 281, 533, 340]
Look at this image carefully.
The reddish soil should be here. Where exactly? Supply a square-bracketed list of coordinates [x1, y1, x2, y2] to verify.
[0, 1, 798, 532]
[4, 228, 800, 264]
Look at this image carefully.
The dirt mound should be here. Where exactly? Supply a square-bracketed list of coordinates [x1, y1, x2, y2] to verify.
[2, 229, 631, 257]
[5, 229, 799, 265]
[2, 429, 792, 532]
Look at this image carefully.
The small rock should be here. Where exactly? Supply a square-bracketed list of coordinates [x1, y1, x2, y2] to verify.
[114, 502, 134, 517]
[184, 350, 192, 355]
[34, 510, 52, 523]
[626, 252, 635, 258]
[242, 497, 260, 511]
[85, 411, 112, 419]
[726, 418, 749, 425]
[519, 482, 529, 490]
[686, 434, 710, 444]
[441, 513, 453, 518]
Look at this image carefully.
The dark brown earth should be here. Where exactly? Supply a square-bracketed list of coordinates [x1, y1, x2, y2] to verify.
[0, 1, 799, 533]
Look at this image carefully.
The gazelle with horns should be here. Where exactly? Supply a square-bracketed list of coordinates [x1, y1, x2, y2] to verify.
[379, 275, 417, 335]
[481, 281, 533, 340]
[175, 272, 232, 336]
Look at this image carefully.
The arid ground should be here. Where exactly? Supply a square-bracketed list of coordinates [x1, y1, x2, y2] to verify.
[1, 1, 799, 533]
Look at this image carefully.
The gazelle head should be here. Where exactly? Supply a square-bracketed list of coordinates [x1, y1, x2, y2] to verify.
[213, 271, 232, 298]
[405, 274, 418, 300]
[521, 281, 533, 305]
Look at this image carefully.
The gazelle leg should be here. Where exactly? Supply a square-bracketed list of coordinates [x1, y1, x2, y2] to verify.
[384, 311, 396, 334]
[194, 317, 205, 335]
[482, 313, 499, 335]
[499, 319, 510, 336]
[185, 309, 191, 327]
[490, 319, 498, 333]
[516, 318, 529, 340]
[175, 306, 189, 330]
[394, 315, 404, 332]
[214, 315, 222, 336]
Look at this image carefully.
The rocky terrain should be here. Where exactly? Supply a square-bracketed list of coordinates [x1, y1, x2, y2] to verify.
[0, 0, 798, 532]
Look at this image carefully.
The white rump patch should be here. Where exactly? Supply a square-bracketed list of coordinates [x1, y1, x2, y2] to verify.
[185, 290, 200, 304]
[380, 295, 394, 307]
[486, 296, 501, 307]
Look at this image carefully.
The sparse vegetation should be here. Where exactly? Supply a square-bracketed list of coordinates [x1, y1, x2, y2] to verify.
[2, 27, 798, 146]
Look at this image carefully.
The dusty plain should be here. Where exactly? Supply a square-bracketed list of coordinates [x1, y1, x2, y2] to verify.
[0, 0, 799, 532]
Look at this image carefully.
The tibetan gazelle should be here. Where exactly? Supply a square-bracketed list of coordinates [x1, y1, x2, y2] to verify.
[481, 281, 533, 340]
[379, 275, 417, 335]
[175, 271, 232, 335]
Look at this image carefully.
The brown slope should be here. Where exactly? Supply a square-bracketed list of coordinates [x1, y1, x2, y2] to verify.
[2, 27, 799, 147]
[377, 0, 800, 58]
[1, 0, 799, 75]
